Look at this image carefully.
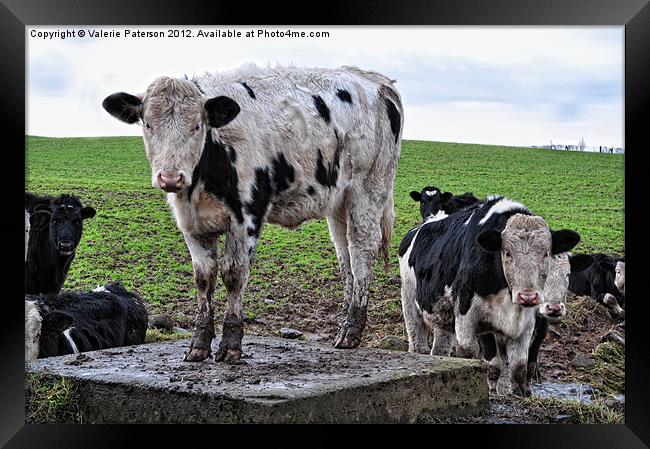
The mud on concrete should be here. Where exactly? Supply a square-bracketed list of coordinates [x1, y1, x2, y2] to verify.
[26, 336, 487, 424]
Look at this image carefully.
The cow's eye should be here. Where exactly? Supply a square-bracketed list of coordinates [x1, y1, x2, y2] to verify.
[145, 121, 151, 130]
[194, 123, 201, 131]
[504, 251, 511, 258]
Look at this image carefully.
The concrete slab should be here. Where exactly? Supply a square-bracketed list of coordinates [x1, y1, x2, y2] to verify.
[26, 336, 488, 423]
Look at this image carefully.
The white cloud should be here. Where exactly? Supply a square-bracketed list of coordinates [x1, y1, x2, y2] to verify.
[27, 26, 623, 148]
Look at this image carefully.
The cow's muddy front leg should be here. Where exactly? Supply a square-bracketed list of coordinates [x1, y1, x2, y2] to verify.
[215, 227, 250, 363]
[506, 332, 534, 397]
[183, 233, 218, 362]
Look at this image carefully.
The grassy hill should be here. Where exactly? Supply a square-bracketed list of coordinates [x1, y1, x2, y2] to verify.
[25, 136, 624, 336]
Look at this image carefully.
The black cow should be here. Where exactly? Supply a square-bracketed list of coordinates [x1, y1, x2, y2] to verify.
[25, 192, 96, 294]
[409, 186, 479, 221]
[25, 283, 148, 360]
[568, 253, 625, 319]
[399, 195, 581, 396]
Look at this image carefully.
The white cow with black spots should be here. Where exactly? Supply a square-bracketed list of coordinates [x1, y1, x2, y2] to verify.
[103, 64, 403, 362]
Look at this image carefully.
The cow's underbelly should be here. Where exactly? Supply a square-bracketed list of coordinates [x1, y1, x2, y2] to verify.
[266, 197, 327, 228]
[265, 182, 345, 229]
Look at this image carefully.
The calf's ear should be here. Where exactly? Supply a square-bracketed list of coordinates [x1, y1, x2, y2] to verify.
[597, 259, 615, 272]
[551, 229, 581, 255]
[441, 192, 453, 204]
[569, 254, 593, 272]
[409, 191, 422, 202]
[205, 96, 240, 128]
[30, 208, 52, 230]
[81, 206, 96, 220]
[25, 192, 49, 211]
[477, 230, 502, 252]
[102, 92, 143, 124]
[42, 311, 73, 332]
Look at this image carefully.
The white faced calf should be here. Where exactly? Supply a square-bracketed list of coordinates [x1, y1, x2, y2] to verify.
[103, 65, 402, 362]
[479, 252, 594, 392]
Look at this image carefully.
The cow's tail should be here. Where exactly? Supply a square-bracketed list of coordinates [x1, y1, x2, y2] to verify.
[380, 195, 395, 272]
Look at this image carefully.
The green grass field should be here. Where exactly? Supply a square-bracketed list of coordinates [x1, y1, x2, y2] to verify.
[25, 136, 624, 331]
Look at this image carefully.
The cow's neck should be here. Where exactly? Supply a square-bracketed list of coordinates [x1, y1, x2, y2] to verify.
[182, 131, 244, 224]
[26, 243, 69, 294]
[477, 289, 535, 339]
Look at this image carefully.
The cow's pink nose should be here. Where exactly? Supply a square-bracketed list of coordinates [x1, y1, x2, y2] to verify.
[158, 172, 184, 192]
[517, 291, 540, 306]
[546, 304, 564, 317]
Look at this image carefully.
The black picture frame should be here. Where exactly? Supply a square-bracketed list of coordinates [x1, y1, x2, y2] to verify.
[3, 0, 648, 446]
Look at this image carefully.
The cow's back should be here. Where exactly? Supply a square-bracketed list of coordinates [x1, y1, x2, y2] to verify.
[405, 198, 530, 314]
[197, 65, 401, 171]
[193, 65, 402, 226]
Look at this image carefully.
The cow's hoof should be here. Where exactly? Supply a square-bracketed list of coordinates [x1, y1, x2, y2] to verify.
[184, 347, 211, 362]
[512, 384, 532, 397]
[456, 346, 480, 359]
[215, 347, 242, 363]
[333, 327, 362, 349]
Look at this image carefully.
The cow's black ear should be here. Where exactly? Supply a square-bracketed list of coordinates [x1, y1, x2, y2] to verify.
[477, 230, 502, 252]
[30, 208, 52, 230]
[441, 192, 453, 204]
[102, 92, 143, 124]
[25, 192, 49, 211]
[205, 96, 240, 128]
[42, 311, 73, 332]
[32, 202, 51, 213]
[551, 229, 581, 255]
[409, 191, 421, 202]
[569, 254, 593, 273]
[597, 259, 615, 272]
[81, 206, 96, 220]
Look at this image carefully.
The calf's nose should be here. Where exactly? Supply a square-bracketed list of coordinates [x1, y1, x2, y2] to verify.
[158, 172, 185, 192]
[517, 291, 540, 306]
[546, 303, 564, 317]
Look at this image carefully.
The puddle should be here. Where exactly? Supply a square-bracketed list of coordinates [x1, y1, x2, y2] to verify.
[531, 381, 594, 404]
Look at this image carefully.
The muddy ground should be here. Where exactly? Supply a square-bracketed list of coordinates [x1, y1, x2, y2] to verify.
[143, 270, 625, 424]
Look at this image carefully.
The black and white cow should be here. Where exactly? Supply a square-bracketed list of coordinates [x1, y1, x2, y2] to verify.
[398, 196, 581, 396]
[409, 186, 479, 221]
[568, 253, 625, 319]
[478, 252, 593, 391]
[102, 64, 403, 362]
[25, 192, 96, 294]
[25, 283, 148, 361]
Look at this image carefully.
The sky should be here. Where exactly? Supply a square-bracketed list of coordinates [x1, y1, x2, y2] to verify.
[27, 26, 624, 149]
